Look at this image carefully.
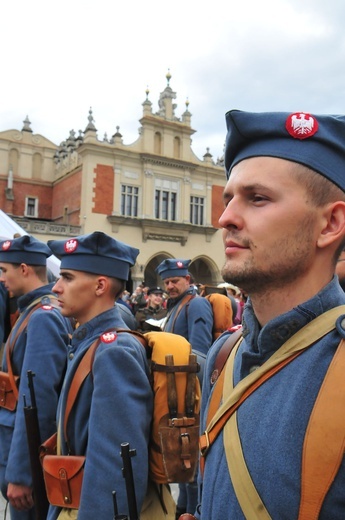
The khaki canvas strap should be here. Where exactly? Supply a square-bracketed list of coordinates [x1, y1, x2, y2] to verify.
[200, 305, 345, 465]
[223, 340, 272, 519]
[298, 337, 345, 520]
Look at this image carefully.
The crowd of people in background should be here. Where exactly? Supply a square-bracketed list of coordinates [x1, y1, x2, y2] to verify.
[116, 280, 246, 333]
[1, 272, 246, 349]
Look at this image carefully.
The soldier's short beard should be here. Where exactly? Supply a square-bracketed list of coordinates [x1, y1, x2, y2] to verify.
[221, 215, 316, 296]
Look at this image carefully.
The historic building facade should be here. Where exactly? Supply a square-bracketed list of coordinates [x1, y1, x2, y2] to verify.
[0, 74, 227, 290]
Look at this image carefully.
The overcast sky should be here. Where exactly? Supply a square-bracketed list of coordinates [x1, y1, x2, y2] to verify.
[1, 0, 344, 163]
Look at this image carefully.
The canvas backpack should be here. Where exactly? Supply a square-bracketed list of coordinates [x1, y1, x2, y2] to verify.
[198, 285, 233, 340]
[65, 328, 201, 486]
[138, 330, 201, 484]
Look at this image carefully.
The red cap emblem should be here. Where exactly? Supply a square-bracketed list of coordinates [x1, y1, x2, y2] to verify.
[177, 261, 184, 268]
[101, 331, 117, 343]
[2, 240, 11, 251]
[285, 112, 318, 140]
[64, 239, 78, 254]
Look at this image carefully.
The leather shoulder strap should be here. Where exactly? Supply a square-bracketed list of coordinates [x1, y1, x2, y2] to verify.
[205, 329, 243, 433]
[63, 328, 147, 443]
[165, 294, 196, 332]
[5, 295, 58, 402]
[63, 337, 100, 441]
[211, 328, 243, 384]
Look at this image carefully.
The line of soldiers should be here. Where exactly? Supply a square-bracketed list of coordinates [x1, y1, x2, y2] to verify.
[1, 108, 345, 520]
[0, 233, 217, 520]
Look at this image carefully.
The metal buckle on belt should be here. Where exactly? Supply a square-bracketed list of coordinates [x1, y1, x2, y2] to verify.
[200, 430, 210, 457]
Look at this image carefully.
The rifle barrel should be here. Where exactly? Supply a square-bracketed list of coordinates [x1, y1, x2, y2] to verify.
[24, 370, 49, 520]
[120, 442, 138, 520]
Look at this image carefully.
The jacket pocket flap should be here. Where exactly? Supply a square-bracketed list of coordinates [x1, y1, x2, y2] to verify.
[42, 455, 85, 480]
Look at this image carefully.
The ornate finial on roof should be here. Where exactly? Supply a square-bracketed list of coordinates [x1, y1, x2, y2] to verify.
[84, 107, 97, 132]
[113, 126, 122, 138]
[142, 85, 152, 109]
[166, 69, 171, 86]
[22, 115, 33, 133]
[66, 129, 76, 151]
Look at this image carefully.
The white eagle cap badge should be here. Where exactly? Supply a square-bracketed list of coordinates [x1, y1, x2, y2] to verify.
[285, 112, 319, 140]
[64, 239, 78, 254]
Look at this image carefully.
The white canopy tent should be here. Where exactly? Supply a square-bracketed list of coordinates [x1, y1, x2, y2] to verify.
[0, 209, 61, 277]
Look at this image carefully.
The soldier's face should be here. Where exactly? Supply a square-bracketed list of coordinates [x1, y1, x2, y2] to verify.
[164, 276, 190, 298]
[0, 262, 23, 297]
[219, 156, 322, 295]
[52, 269, 102, 324]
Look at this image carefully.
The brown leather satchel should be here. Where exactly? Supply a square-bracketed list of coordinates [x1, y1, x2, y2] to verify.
[0, 371, 19, 411]
[41, 454, 85, 509]
[40, 432, 85, 509]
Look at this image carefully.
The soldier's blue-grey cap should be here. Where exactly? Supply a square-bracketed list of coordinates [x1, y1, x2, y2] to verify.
[0, 235, 52, 266]
[224, 110, 345, 191]
[48, 231, 139, 281]
[156, 258, 191, 280]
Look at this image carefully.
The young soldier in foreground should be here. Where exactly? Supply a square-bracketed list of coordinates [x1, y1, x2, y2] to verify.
[0, 235, 70, 520]
[46, 232, 153, 520]
[188, 111, 345, 520]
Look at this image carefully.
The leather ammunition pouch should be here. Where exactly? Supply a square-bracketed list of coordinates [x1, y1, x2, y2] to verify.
[40, 432, 84, 509]
[0, 371, 19, 411]
[158, 414, 200, 483]
[42, 454, 85, 509]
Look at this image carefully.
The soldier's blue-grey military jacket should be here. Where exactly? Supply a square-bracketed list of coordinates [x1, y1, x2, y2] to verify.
[0, 282, 8, 346]
[197, 277, 345, 519]
[47, 305, 153, 520]
[0, 285, 70, 495]
[164, 287, 213, 356]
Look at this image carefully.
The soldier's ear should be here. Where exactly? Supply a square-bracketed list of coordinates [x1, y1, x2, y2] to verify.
[317, 201, 345, 250]
[95, 276, 107, 295]
[20, 263, 30, 277]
